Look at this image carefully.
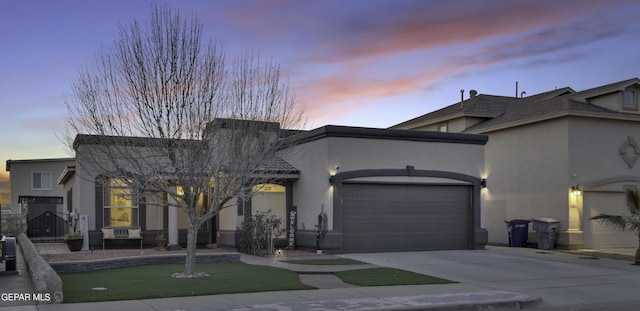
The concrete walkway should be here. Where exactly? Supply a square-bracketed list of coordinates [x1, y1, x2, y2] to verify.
[0, 241, 35, 307]
[3, 244, 638, 310]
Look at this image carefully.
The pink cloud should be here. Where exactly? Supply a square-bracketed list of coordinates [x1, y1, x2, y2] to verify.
[210, 0, 640, 127]
[298, 66, 458, 123]
[216, 0, 631, 64]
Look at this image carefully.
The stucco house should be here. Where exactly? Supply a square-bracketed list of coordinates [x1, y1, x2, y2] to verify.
[5, 158, 75, 240]
[8, 121, 488, 253]
[392, 78, 640, 249]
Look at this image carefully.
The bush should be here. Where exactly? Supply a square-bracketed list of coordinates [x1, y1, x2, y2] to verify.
[63, 232, 84, 241]
[238, 210, 284, 256]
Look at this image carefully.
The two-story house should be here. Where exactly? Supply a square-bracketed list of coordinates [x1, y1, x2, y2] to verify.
[393, 78, 640, 249]
[5, 158, 75, 241]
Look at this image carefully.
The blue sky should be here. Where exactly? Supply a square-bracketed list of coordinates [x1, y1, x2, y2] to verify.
[1, 0, 640, 201]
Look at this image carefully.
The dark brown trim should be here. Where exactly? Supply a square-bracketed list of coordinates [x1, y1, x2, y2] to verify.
[285, 125, 488, 147]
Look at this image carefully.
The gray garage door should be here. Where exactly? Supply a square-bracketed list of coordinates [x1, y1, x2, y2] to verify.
[342, 183, 471, 253]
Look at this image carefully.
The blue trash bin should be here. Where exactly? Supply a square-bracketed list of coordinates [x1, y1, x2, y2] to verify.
[505, 219, 530, 247]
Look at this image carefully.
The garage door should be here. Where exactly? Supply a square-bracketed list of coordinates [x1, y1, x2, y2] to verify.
[583, 192, 637, 248]
[341, 183, 471, 253]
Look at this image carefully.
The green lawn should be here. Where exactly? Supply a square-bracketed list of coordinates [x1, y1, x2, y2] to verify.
[61, 263, 456, 303]
[279, 258, 367, 265]
[61, 262, 313, 303]
[336, 268, 456, 286]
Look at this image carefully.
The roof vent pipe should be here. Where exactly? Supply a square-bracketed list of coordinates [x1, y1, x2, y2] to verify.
[460, 89, 464, 109]
[470, 89, 477, 98]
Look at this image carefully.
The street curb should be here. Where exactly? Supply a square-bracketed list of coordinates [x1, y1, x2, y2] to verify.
[400, 294, 543, 310]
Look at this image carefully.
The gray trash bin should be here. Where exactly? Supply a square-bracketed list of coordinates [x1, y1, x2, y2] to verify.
[532, 218, 559, 250]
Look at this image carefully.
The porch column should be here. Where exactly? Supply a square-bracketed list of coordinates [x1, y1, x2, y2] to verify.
[167, 189, 181, 250]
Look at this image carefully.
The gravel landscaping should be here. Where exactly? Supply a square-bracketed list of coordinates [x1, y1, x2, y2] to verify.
[39, 247, 232, 262]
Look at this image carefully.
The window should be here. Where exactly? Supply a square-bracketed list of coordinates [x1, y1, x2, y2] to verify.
[103, 179, 138, 227]
[437, 123, 448, 132]
[624, 91, 637, 110]
[32, 172, 52, 190]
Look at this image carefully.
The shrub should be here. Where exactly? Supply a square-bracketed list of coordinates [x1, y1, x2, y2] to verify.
[238, 210, 284, 256]
[63, 232, 84, 241]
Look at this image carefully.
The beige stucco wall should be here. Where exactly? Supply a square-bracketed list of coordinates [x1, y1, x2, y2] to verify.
[482, 115, 640, 248]
[568, 116, 640, 248]
[404, 116, 486, 133]
[281, 134, 485, 233]
[582, 87, 640, 115]
[73, 144, 193, 232]
[278, 138, 331, 231]
[482, 118, 570, 245]
[587, 93, 621, 112]
[73, 148, 101, 230]
[8, 159, 75, 214]
[217, 185, 286, 234]
[218, 197, 239, 231]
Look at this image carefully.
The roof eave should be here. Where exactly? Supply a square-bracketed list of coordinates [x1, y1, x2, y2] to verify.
[465, 110, 640, 134]
[57, 166, 76, 185]
[569, 78, 640, 101]
[392, 111, 499, 130]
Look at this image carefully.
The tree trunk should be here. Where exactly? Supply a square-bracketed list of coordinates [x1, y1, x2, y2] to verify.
[183, 219, 199, 276]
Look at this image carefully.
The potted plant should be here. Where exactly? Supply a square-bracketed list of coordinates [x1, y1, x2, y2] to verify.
[155, 232, 167, 249]
[63, 232, 84, 252]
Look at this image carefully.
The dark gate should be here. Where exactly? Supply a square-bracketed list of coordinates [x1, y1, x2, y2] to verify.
[23, 196, 66, 242]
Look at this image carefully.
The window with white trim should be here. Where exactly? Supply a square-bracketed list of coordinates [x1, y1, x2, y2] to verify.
[32, 172, 52, 190]
[103, 178, 139, 227]
[437, 123, 448, 132]
[624, 91, 637, 110]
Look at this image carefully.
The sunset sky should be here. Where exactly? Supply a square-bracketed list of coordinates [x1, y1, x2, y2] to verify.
[1, 0, 640, 202]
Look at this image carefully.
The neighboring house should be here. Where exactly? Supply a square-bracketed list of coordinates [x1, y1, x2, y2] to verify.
[7, 121, 488, 253]
[392, 78, 640, 249]
[5, 158, 75, 241]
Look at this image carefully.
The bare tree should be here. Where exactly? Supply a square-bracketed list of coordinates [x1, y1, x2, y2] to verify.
[64, 4, 304, 277]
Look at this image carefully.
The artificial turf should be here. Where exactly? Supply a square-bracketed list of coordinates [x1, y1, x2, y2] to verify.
[336, 268, 456, 286]
[61, 262, 313, 303]
[61, 262, 456, 303]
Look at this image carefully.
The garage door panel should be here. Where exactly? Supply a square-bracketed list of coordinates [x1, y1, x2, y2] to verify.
[342, 183, 470, 252]
[584, 192, 637, 248]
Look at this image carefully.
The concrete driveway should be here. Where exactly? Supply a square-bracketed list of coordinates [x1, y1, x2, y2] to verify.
[340, 246, 640, 308]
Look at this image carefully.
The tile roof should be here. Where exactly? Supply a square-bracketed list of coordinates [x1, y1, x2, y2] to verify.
[259, 156, 299, 174]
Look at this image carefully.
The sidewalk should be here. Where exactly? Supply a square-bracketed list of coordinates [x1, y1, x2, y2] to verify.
[7, 285, 539, 311]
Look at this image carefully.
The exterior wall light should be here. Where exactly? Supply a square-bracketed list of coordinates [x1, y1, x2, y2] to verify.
[571, 186, 582, 196]
[329, 176, 334, 185]
[481, 179, 487, 188]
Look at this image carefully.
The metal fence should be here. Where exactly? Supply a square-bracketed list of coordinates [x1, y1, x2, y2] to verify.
[26, 204, 66, 242]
